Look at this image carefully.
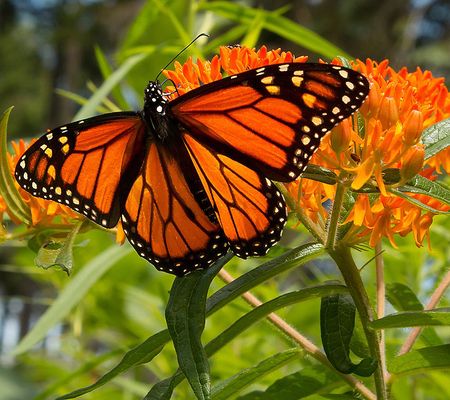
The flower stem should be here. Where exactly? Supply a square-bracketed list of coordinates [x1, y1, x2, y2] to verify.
[375, 242, 388, 381]
[329, 246, 388, 400]
[326, 176, 347, 250]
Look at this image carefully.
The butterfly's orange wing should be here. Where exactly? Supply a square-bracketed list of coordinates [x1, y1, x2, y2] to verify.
[121, 140, 228, 275]
[183, 133, 287, 257]
[15, 112, 146, 227]
[171, 63, 369, 182]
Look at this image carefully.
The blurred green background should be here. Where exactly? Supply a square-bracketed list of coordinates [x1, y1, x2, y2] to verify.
[1, 1, 449, 399]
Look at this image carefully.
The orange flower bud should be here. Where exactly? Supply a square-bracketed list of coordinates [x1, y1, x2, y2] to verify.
[331, 119, 352, 154]
[400, 145, 425, 181]
[360, 82, 379, 116]
[379, 96, 399, 129]
[403, 109, 424, 146]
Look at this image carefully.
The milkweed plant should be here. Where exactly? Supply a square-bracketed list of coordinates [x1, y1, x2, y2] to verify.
[1, 14, 450, 400]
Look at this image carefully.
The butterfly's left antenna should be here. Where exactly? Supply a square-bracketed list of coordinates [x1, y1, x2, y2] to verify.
[155, 33, 209, 82]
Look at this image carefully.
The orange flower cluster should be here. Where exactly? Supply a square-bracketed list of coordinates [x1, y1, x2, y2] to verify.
[291, 59, 449, 247]
[164, 45, 308, 96]
[2, 46, 448, 250]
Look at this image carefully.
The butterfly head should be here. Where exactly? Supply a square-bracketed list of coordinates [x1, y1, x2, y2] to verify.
[144, 81, 169, 116]
[143, 81, 178, 141]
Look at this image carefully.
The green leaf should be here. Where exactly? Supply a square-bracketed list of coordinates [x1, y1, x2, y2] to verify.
[302, 165, 338, 185]
[240, 9, 265, 48]
[87, 244, 323, 400]
[207, 243, 325, 315]
[119, 0, 171, 52]
[401, 174, 450, 207]
[144, 374, 184, 400]
[371, 309, 450, 330]
[211, 349, 300, 400]
[203, 26, 249, 54]
[386, 283, 425, 312]
[199, 2, 350, 59]
[12, 245, 132, 355]
[147, 283, 345, 400]
[393, 175, 450, 213]
[349, 316, 371, 359]
[237, 365, 341, 400]
[65, 244, 321, 400]
[320, 294, 376, 377]
[94, 46, 129, 110]
[56, 331, 168, 399]
[34, 221, 84, 275]
[207, 284, 348, 356]
[0, 107, 31, 224]
[165, 254, 233, 400]
[389, 344, 450, 375]
[379, 169, 450, 213]
[386, 283, 442, 347]
[422, 118, 450, 160]
[27, 228, 68, 253]
[73, 52, 148, 121]
[390, 188, 450, 214]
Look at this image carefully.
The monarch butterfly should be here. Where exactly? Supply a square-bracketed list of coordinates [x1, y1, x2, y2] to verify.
[15, 58, 369, 276]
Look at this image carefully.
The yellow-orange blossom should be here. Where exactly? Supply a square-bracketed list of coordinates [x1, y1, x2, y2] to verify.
[2, 46, 449, 248]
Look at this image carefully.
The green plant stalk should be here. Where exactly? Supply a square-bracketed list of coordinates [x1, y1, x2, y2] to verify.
[324, 178, 387, 397]
[325, 177, 347, 250]
[329, 247, 388, 400]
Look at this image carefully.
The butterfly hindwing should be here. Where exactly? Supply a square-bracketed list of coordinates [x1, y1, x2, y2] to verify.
[15, 112, 146, 227]
[183, 132, 287, 258]
[171, 63, 369, 182]
[121, 140, 228, 276]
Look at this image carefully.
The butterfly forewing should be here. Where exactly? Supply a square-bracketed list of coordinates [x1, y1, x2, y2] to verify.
[15, 112, 146, 228]
[171, 63, 369, 182]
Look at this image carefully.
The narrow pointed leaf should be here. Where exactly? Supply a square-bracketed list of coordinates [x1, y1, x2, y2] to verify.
[389, 344, 450, 375]
[199, 2, 349, 59]
[0, 107, 31, 224]
[240, 10, 265, 48]
[165, 254, 233, 400]
[302, 165, 338, 185]
[321, 294, 376, 376]
[148, 283, 346, 399]
[207, 243, 324, 315]
[386, 283, 442, 346]
[237, 365, 341, 400]
[371, 309, 450, 330]
[74, 52, 148, 120]
[144, 373, 184, 400]
[207, 284, 348, 356]
[212, 349, 300, 400]
[56, 331, 168, 399]
[94, 46, 129, 110]
[422, 118, 450, 160]
[383, 168, 450, 214]
[92, 244, 324, 400]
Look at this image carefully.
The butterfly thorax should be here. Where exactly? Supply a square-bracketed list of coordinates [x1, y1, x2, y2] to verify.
[142, 81, 177, 142]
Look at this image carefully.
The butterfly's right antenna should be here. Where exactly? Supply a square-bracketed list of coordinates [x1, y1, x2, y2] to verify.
[155, 33, 209, 82]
